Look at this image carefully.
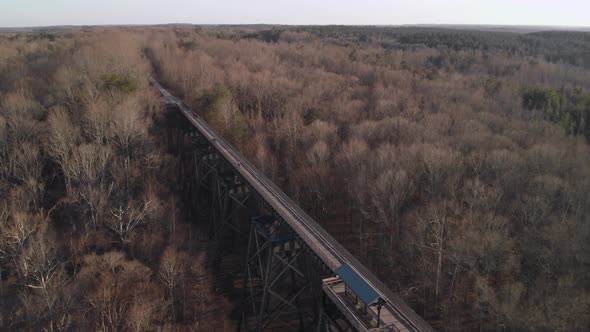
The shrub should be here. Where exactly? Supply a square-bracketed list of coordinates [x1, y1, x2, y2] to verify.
[303, 107, 322, 125]
[101, 74, 138, 93]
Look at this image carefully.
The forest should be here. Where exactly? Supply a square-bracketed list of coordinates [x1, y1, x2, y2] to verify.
[1, 25, 589, 331]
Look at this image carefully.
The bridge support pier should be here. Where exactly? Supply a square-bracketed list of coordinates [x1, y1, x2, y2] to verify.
[241, 216, 316, 331]
[165, 107, 328, 331]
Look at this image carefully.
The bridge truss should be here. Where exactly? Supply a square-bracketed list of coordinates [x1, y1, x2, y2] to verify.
[152, 79, 433, 332]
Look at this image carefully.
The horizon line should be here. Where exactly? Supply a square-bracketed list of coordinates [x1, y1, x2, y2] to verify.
[2, 22, 590, 30]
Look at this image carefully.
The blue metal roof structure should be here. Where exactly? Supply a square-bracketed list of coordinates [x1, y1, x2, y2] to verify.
[336, 263, 380, 305]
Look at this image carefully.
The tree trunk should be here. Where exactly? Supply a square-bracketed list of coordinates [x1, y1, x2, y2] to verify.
[449, 263, 459, 304]
[435, 246, 442, 303]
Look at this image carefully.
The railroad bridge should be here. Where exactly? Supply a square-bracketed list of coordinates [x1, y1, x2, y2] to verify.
[151, 79, 433, 332]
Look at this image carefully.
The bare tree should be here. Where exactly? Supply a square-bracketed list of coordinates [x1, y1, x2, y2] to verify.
[11, 143, 43, 184]
[3, 211, 43, 261]
[338, 138, 369, 172]
[421, 144, 463, 198]
[417, 200, 455, 303]
[0, 205, 8, 328]
[110, 97, 147, 155]
[46, 107, 80, 193]
[82, 252, 152, 331]
[83, 98, 114, 145]
[0, 115, 7, 178]
[127, 299, 158, 332]
[20, 234, 67, 329]
[68, 144, 113, 226]
[159, 246, 187, 319]
[302, 140, 331, 213]
[109, 97, 148, 193]
[88, 274, 128, 331]
[369, 167, 414, 247]
[106, 199, 154, 243]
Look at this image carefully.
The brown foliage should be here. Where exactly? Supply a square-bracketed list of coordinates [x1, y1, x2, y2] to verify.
[1, 25, 589, 332]
[149, 26, 590, 331]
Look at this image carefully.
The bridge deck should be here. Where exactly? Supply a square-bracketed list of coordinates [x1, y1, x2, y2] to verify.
[323, 277, 412, 332]
[150, 79, 433, 332]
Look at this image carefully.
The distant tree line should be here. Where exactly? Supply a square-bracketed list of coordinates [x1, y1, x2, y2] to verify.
[243, 26, 590, 69]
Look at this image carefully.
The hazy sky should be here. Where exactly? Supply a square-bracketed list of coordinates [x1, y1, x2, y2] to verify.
[1, 0, 589, 27]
